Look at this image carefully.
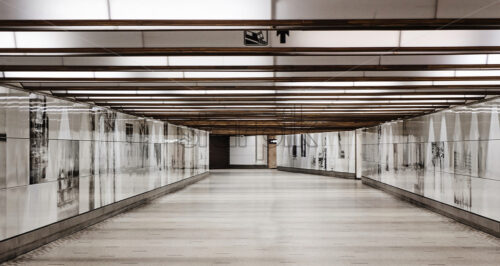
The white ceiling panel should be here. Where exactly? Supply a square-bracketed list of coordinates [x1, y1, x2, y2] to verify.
[15, 32, 143, 48]
[183, 72, 274, 78]
[109, 0, 272, 20]
[4, 71, 94, 78]
[381, 55, 488, 65]
[437, 0, 500, 18]
[0, 56, 63, 65]
[221, 56, 274, 66]
[144, 31, 243, 47]
[0, 32, 15, 48]
[353, 81, 434, 86]
[456, 70, 500, 76]
[3, 30, 500, 49]
[275, 72, 364, 77]
[401, 30, 500, 47]
[275, 0, 436, 19]
[0, 0, 109, 19]
[487, 55, 500, 64]
[64, 57, 168, 66]
[276, 56, 380, 65]
[3, 55, 497, 67]
[272, 31, 400, 47]
[1, 0, 499, 22]
[365, 71, 456, 77]
[94, 72, 184, 78]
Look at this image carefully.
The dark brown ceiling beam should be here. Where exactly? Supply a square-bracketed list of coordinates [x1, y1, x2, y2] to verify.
[2, 19, 500, 30]
[198, 126, 358, 133]
[150, 113, 415, 118]
[2, 47, 500, 56]
[206, 127, 354, 135]
[189, 125, 367, 130]
[117, 106, 440, 110]
[134, 111, 425, 116]
[168, 120, 383, 127]
[162, 116, 398, 121]
[152, 112, 411, 117]
[162, 118, 406, 123]
[5, 64, 500, 72]
[119, 109, 435, 113]
[26, 85, 500, 91]
[97, 102, 461, 106]
[75, 96, 484, 101]
[52, 92, 498, 97]
[6, 76, 500, 82]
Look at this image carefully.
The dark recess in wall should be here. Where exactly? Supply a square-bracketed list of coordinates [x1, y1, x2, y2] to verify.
[209, 135, 230, 169]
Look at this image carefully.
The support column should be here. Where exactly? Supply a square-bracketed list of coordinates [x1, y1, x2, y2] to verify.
[267, 135, 277, 169]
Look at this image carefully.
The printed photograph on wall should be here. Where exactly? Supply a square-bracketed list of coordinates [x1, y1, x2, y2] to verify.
[88, 111, 96, 211]
[300, 134, 306, 157]
[29, 94, 49, 184]
[431, 141, 445, 171]
[453, 174, 472, 210]
[125, 123, 133, 143]
[176, 127, 186, 172]
[154, 143, 162, 169]
[139, 120, 149, 168]
[56, 140, 80, 220]
[0, 110, 5, 189]
[338, 134, 345, 159]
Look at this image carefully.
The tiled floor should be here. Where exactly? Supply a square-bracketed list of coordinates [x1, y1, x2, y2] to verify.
[4, 169, 500, 266]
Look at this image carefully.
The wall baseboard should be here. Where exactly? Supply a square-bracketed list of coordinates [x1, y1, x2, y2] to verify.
[229, 165, 268, 169]
[362, 177, 500, 238]
[277, 166, 356, 179]
[0, 172, 210, 263]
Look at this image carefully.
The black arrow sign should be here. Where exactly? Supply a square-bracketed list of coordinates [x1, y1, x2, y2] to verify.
[276, 30, 290, 43]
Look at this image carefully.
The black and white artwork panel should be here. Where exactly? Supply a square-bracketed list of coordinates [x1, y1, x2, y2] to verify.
[0, 86, 209, 241]
[0, 140, 6, 189]
[471, 176, 500, 221]
[4, 185, 29, 240]
[7, 138, 30, 188]
[361, 97, 500, 222]
[0, 88, 6, 189]
[78, 174, 91, 214]
[6, 89, 30, 139]
[0, 188, 6, 240]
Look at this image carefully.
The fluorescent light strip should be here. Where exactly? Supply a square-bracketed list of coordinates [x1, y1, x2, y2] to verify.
[4, 70, 500, 79]
[80, 95, 481, 100]
[97, 100, 466, 104]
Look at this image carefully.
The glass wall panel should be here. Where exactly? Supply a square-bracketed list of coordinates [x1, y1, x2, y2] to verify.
[0, 86, 209, 241]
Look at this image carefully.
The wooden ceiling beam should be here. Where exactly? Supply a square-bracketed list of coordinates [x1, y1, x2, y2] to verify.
[2, 47, 500, 56]
[117, 106, 440, 110]
[205, 127, 355, 135]
[2, 19, 500, 30]
[25, 85, 500, 91]
[97, 102, 460, 106]
[5, 64, 500, 72]
[150, 113, 414, 118]
[137, 111, 425, 116]
[172, 120, 381, 127]
[53, 92, 497, 97]
[162, 118, 404, 123]
[78, 96, 483, 102]
[5, 76, 500, 82]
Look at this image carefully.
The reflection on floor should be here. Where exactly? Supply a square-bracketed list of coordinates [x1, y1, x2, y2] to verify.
[4, 169, 500, 266]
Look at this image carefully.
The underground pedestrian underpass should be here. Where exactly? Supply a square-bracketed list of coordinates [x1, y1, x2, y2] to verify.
[0, 1, 499, 265]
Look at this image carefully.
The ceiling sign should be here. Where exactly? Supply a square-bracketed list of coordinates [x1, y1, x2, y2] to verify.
[244, 30, 268, 46]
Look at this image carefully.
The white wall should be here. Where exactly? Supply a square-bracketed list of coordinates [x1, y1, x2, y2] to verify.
[230, 135, 267, 165]
[361, 96, 500, 221]
[0, 85, 209, 241]
[277, 131, 355, 174]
